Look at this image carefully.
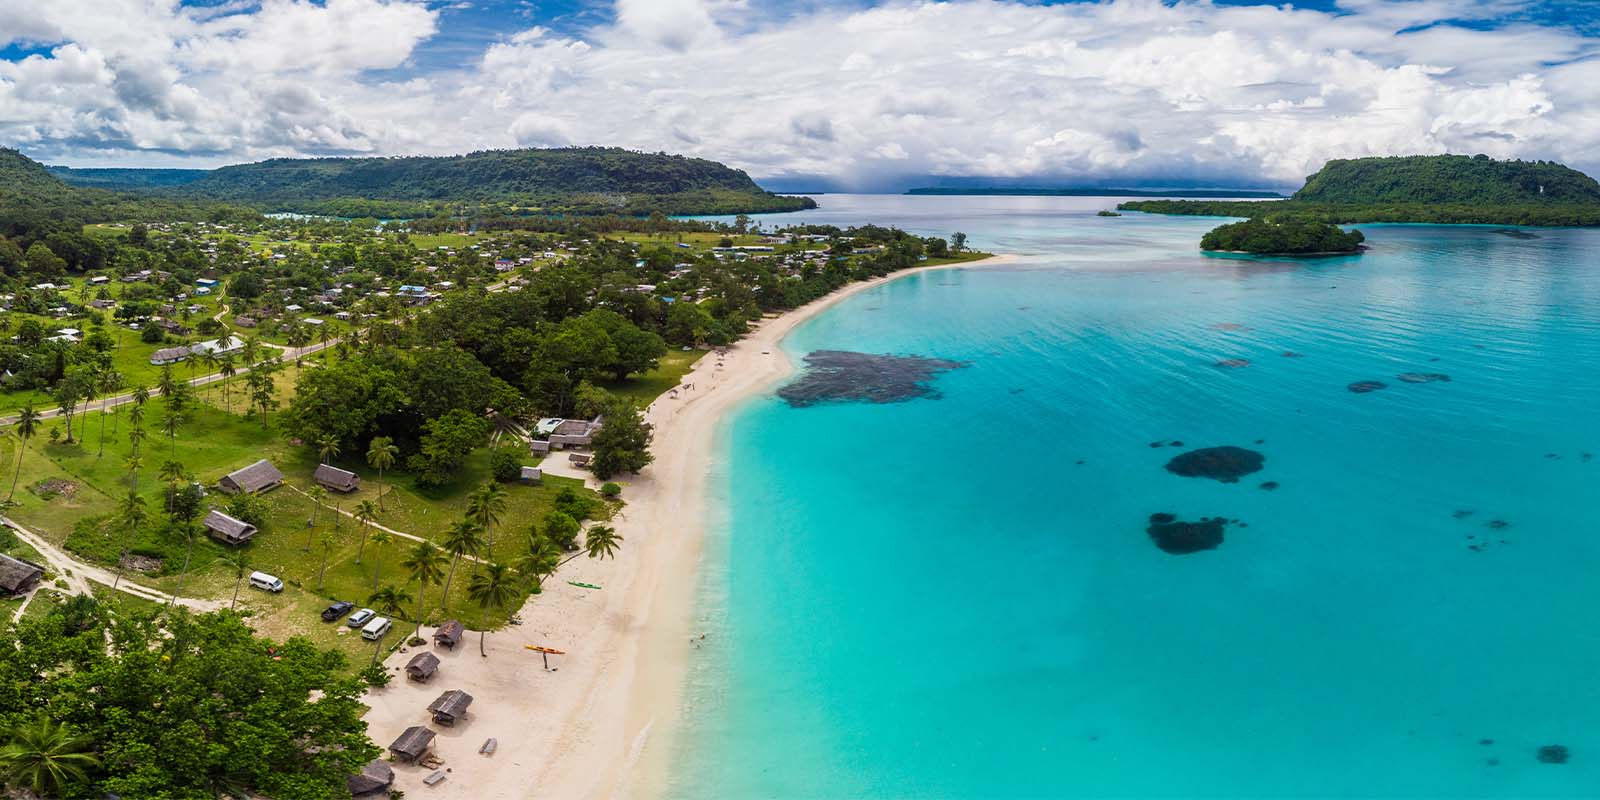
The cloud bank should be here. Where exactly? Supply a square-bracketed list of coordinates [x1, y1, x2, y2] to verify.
[2, 0, 1598, 189]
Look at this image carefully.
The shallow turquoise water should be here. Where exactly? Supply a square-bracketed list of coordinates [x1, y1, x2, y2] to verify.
[670, 196, 1600, 798]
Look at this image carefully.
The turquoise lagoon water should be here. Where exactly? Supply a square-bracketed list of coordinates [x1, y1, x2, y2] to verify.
[668, 196, 1600, 798]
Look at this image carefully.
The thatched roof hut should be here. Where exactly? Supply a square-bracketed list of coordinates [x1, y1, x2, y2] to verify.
[346, 759, 394, 796]
[313, 464, 360, 493]
[388, 726, 435, 762]
[202, 509, 258, 545]
[218, 459, 284, 494]
[433, 620, 464, 649]
[428, 690, 473, 726]
[0, 553, 45, 598]
[406, 651, 440, 682]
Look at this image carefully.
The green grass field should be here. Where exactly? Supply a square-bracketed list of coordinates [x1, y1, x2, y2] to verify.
[602, 348, 708, 406]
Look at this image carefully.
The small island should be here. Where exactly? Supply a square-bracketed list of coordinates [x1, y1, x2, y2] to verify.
[1200, 217, 1364, 255]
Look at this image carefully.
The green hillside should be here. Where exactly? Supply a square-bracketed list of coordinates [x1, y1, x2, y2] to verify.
[1119, 154, 1600, 226]
[1, 149, 228, 240]
[51, 147, 816, 217]
[1293, 155, 1600, 204]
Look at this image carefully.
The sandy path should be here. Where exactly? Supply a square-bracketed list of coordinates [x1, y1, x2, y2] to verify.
[360, 255, 1014, 799]
[1, 516, 225, 611]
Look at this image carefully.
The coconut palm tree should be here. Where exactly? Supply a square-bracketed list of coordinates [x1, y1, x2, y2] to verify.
[111, 489, 148, 593]
[365, 436, 398, 510]
[158, 460, 187, 514]
[7, 404, 40, 502]
[365, 584, 409, 666]
[0, 717, 99, 797]
[467, 481, 508, 561]
[467, 563, 519, 656]
[221, 551, 249, 610]
[217, 353, 237, 411]
[516, 532, 561, 591]
[440, 519, 485, 610]
[307, 485, 326, 533]
[316, 533, 335, 592]
[368, 529, 393, 589]
[160, 404, 184, 460]
[316, 435, 340, 466]
[401, 540, 447, 639]
[583, 524, 623, 561]
[353, 499, 378, 564]
[98, 368, 124, 441]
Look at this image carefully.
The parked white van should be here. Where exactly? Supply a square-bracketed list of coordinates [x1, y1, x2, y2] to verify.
[360, 616, 392, 641]
[248, 571, 284, 592]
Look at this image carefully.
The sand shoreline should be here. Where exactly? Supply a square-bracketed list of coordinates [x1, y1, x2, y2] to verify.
[360, 253, 1014, 799]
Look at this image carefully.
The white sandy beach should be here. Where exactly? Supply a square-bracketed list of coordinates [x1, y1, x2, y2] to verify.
[361, 254, 1014, 799]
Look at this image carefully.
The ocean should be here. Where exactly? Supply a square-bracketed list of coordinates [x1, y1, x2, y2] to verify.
[668, 195, 1600, 798]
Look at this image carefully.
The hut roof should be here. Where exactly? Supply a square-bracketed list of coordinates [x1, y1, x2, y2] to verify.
[313, 463, 360, 492]
[388, 726, 435, 759]
[0, 553, 45, 596]
[428, 689, 473, 718]
[220, 459, 284, 493]
[346, 759, 394, 796]
[406, 651, 440, 679]
[202, 509, 258, 545]
[433, 620, 465, 647]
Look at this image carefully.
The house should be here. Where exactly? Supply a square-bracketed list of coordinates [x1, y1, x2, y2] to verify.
[520, 466, 543, 483]
[150, 346, 191, 365]
[234, 315, 258, 328]
[190, 336, 244, 357]
[88, 275, 110, 285]
[0, 553, 45, 598]
[388, 726, 436, 763]
[406, 651, 440, 682]
[195, 278, 218, 288]
[529, 440, 551, 453]
[427, 690, 473, 727]
[202, 509, 258, 545]
[313, 464, 360, 493]
[346, 760, 394, 797]
[433, 620, 464, 649]
[218, 459, 284, 494]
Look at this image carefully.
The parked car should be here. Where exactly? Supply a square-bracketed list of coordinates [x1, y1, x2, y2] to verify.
[320, 600, 354, 622]
[248, 571, 283, 592]
[346, 608, 376, 628]
[360, 616, 393, 641]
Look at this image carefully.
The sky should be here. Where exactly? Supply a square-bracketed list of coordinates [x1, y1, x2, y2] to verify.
[1, 0, 1599, 190]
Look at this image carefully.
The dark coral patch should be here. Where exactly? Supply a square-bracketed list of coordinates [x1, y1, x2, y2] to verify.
[1282, 351, 1305, 358]
[1348, 380, 1387, 393]
[1146, 514, 1227, 555]
[1215, 358, 1251, 369]
[1398, 372, 1451, 383]
[1260, 481, 1279, 491]
[1487, 519, 1511, 530]
[1165, 446, 1266, 483]
[1538, 745, 1570, 764]
[778, 351, 967, 408]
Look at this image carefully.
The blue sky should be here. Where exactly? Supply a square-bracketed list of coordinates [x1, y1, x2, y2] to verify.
[3, 0, 1599, 188]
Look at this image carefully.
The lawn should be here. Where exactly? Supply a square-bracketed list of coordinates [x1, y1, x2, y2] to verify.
[602, 348, 708, 406]
[609, 231, 777, 252]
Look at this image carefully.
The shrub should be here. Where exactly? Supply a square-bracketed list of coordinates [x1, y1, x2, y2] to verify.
[489, 446, 524, 483]
[552, 487, 594, 522]
[360, 664, 392, 687]
[543, 510, 580, 551]
[226, 493, 270, 529]
[600, 482, 622, 499]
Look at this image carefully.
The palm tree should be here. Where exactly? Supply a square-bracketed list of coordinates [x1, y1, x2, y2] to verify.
[401, 540, 447, 639]
[0, 717, 99, 797]
[316, 435, 341, 466]
[467, 563, 519, 657]
[159, 460, 187, 514]
[222, 552, 249, 610]
[467, 481, 508, 561]
[353, 499, 378, 564]
[111, 490, 148, 593]
[516, 532, 560, 590]
[160, 405, 184, 460]
[316, 533, 335, 592]
[7, 404, 40, 501]
[440, 519, 485, 611]
[365, 584, 409, 666]
[307, 485, 326, 531]
[365, 436, 398, 510]
[99, 368, 124, 442]
[583, 525, 623, 561]
[368, 529, 393, 589]
[217, 354, 237, 411]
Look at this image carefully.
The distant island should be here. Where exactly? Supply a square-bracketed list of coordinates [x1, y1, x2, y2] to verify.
[907, 187, 1282, 198]
[47, 147, 815, 217]
[1119, 154, 1600, 226]
[1200, 217, 1365, 255]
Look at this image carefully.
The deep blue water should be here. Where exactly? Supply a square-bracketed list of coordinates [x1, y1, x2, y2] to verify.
[669, 196, 1600, 798]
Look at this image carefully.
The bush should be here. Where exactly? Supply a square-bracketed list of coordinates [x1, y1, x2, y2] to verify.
[543, 510, 580, 551]
[552, 487, 595, 522]
[489, 446, 524, 483]
[140, 323, 165, 344]
[360, 664, 392, 687]
[226, 493, 270, 529]
[600, 482, 622, 499]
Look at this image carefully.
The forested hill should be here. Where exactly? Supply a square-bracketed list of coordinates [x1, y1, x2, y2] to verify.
[1292, 155, 1600, 204]
[47, 166, 208, 190]
[1118, 155, 1600, 226]
[51, 147, 816, 217]
[1, 148, 227, 239]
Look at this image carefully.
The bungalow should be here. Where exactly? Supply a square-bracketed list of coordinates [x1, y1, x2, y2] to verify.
[433, 620, 464, 649]
[427, 689, 473, 727]
[284, 304, 303, 313]
[218, 459, 284, 494]
[346, 760, 394, 797]
[190, 336, 244, 357]
[234, 315, 258, 328]
[313, 464, 360, 493]
[194, 286, 212, 296]
[45, 329, 81, 344]
[388, 726, 436, 763]
[0, 552, 45, 598]
[150, 346, 191, 365]
[88, 275, 110, 285]
[520, 466, 542, 483]
[406, 651, 440, 682]
[202, 509, 258, 545]
[195, 278, 218, 288]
